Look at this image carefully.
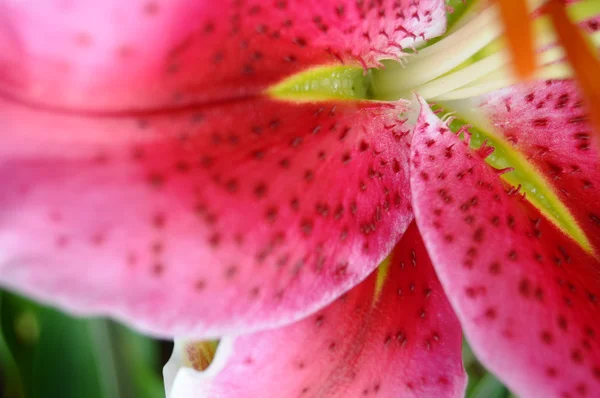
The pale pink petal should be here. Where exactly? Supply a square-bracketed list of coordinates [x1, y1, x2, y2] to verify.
[0, 98, 413, 338]
[0, 0, 446, 111]
[164, 222, 466, 398]
[410, 98, 600, 398]
[480, 80, 600, 252]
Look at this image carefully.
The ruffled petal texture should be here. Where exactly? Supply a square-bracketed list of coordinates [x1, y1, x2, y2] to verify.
[410, 99, 600, 398]
[480, 80, 600, 253]
[0, 0, 446, 110]
[0, 98, 414, 338]
[164, 222, 466, 398]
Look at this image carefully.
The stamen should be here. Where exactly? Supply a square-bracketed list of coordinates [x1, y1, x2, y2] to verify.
[413, 52, 508, 100]
[370, 0, 600, 102]
[435, 26, 600, 100]
[419, 44, 575, 101]
[371, 6, 502, 97]
[546, 0, 600, 139]
[497, 0, 536, 79]
[430, 62, 571, 101]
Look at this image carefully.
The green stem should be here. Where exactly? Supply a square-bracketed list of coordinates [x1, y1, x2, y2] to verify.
[87, 319, 122, 398]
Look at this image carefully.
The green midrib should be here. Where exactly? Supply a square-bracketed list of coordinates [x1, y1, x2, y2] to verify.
[441, 103, 592, 253]
[373, 256, 391, 304]
[268, 65, 372, 101]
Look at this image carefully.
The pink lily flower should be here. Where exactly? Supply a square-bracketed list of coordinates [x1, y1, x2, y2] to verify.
[1, 0, 599, 397]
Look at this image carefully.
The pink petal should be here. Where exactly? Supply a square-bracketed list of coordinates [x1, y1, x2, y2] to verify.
[0, 0, 446, 111]
[480, 80, 600, 253]
[410, 98, 600, 398]
[0, 97, 414, 338]
[164, 222, 466, 398]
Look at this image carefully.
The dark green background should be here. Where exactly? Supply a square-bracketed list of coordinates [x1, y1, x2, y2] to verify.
[0, 291, 168, 398]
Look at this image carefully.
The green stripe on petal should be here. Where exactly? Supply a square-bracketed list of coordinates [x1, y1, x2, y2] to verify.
[268, 66, 372, 102]
[438, 102, 592, 253]
[373, 256, 391, 304]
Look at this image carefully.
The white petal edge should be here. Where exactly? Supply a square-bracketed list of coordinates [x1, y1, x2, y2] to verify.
[164, 337, 236, 398]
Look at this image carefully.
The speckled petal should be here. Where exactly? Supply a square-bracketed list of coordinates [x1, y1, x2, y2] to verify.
[410, 98, 600, 398]
[0, 97, 413, 338]
[164, 222, 466, 398]
[0, 0, 446, 111]
[480, 80, 600, 253]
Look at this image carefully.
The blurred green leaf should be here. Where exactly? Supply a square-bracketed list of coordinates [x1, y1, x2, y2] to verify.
[468, 372, 509, 398]
[461, 337, 477, 369]
[0, 291, 165, 398]
[113, 324, 165, 398]
[1, 292, 105, 398]
[463, 339, 512, 398]
[0, 294, 25, 398]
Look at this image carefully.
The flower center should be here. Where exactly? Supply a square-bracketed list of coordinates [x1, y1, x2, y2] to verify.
[268, 1, 599, 105]
[370, 0, 600, 102]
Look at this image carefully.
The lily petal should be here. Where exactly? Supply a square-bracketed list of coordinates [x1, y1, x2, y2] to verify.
[410, 98, 600, 398]
[480, 80, 600, 253]
[164, 222, 466, 398]
[0, 0, 446, 111]
[0, 98, 414, 338]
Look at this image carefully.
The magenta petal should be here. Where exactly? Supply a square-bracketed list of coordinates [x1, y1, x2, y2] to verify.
[0, 98, 414, 338]
[480, 80, 600, 253]
[0, 0, 445, 111]
[165, 222, 466, 398]
[410, 99, 600, 398]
